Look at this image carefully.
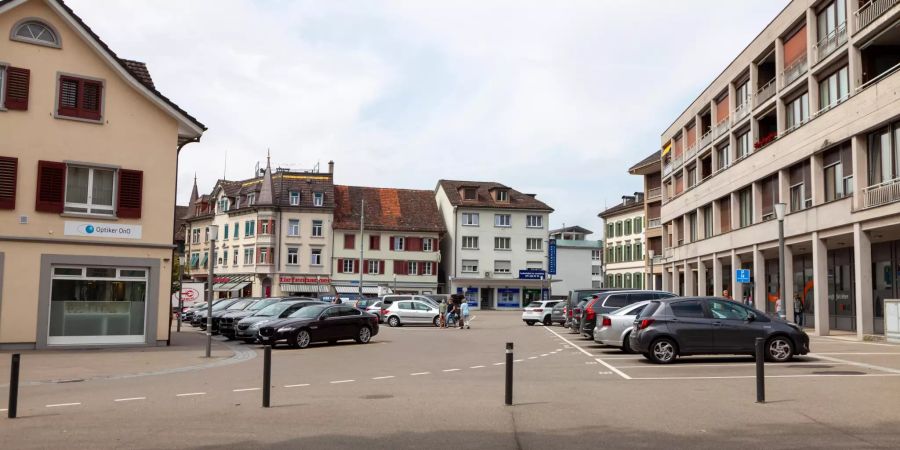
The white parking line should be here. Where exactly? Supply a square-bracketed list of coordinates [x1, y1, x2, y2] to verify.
[470, 365, 485, 369]
[114, 397, 146, 402]
[527, 357, 538, 360]
[514, 359, 524, 362]
[372, 376, 395, 380]
[632, 373, 900, 381]
[809, 353, 900, 375]
[232, 388, 260, 392]
[492, 362, 504, 366]
[46, 402, 81, 408]
[410, 372, 430, 376]
[330, 380, 355, 384]
[814, 352, 900, 356]
[544, 327, 632, 380]
[176, 392, 205, 397]
[442, 368, 461, 372]
[0, 408, 6, 412]
[284, 384, 310, 388]
[614, 362, 854, 369]
[540, 354, 549, 357]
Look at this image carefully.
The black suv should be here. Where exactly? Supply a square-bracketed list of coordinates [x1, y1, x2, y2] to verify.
[630, 297, 810, 364]
[580, 290, 674, 338]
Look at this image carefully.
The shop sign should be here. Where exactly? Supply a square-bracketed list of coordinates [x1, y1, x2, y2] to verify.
[64, 221, 142, 239]
[518, 269, 546, 280]
[280, 276, 331, 284]
[64, 301, 130, 315]
[548, 239, 557, 275]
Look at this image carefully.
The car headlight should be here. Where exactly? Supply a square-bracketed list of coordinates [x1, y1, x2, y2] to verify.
[277, 327, 295, 333]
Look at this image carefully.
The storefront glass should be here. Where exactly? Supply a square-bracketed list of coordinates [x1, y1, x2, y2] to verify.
[498, 288, 521, 308]
[765, 259, 779, 315]
[793, 253, 814, 327]
[49, 266, 147, 345]
[872, 241, 899, 335]
[828, 248, 855, 331]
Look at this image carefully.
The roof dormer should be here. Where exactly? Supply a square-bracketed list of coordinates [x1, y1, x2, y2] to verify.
[459, 185, 478, 201]
[489, 186, 510, 203]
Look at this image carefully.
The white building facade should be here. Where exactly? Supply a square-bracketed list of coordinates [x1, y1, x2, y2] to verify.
[549, 226, 603, 296]
[600, 194, 646, 289]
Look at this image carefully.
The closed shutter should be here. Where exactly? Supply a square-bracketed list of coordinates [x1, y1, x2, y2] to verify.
[408, 237, 422, 251]
[5, 67, 30, 111]
[268, 247, 274, 264]
[58, 76, 80, 117]
[35, 160, 66, 213]
[0, 156, 17, 209]
[337, 259, 344, 273]
[393, 260, 404, 275]
[117, 169, 143, 218]
[344, 234, 355, 249]
[353, 259, 359, 273]
[379, 260, 385, 274]
[81, 80, 102, 120]
[418, 262, 426, 275]
[389, 237, 395, 250]
[363, 260, 369, 274]
[58, 76, 103, 120]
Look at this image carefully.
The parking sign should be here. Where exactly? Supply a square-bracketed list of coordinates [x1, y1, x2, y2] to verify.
[736, 269, 751, 283]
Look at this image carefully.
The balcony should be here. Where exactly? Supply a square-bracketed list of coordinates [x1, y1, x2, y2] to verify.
[862, 177, 900, 208]
[732, 103, 750, 123]
[647, 186, 662, 200]
[781, 54, 808, 87]
[684, 143, 699, 162]
[699, 129, 713, 149]
[663, 155, 683, 177]
[813, 23, 847, 65]
[713, 117, 730, 138]
[648, 217, 661, 228]
[856, 0, 900, 32]
[755, 78, 776, 107]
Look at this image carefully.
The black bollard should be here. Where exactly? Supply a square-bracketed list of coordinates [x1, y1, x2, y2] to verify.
[505, 342, 513, 406]
[755, 338, 765, 404]
[9, 353, 20, 418]
[263, 345, 272, 408]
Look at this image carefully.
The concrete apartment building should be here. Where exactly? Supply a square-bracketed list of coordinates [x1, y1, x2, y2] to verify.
[331, 186, 444, 296]
[0, 0, 205, 348]
[600, 194, 646, 289]
[656, 0, 900, 339]
[548, 226, 603, 295]
[184, 160, 334, 298]
[629, 152, 664, 290]
[436, 180, 553, 309]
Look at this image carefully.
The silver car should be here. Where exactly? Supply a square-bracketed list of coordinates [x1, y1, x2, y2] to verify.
[593, 300, 651, 353]
[382, 299, 441, 327]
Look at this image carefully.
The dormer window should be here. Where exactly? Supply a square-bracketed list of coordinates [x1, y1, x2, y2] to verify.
[11, 20, 60, 48]
[235, 197, 241, 209]
[463, 188, 477, 200]
[289, 191, 300, 206]
[313, 192, 324, 207]
[217, 198, 229, 213]
[248, 193, 256, 206]
[496, 190, 509, 202]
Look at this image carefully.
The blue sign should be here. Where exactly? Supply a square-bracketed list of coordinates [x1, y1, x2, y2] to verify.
[548, 238, 557, 275]
[518, 269, 546, 280]
[736, 269, 751, 283]
[456, 287, 479, 306]
[497, 288, 521, 308]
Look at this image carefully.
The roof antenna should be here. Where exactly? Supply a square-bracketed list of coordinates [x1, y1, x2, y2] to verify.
[223, 149, 227, 180]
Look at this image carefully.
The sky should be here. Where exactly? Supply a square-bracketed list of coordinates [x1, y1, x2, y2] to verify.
[70, 0, 788, 237]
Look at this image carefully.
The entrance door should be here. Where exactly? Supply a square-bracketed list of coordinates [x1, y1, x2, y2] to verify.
[262, 278, 272, 298]
[828, 248, 855, 331]
[480, 288, 494, 309]
[872, 241, 897, 335]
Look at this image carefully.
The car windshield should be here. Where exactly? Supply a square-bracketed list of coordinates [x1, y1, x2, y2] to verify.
[292, 304, 328, 319]
[254, 302, 296, 317]
[248, 299, 278, 311]
[369, 301, 381, 308]
[227, 300, 253, 310]
[287, 303, 321, 317]
[212, 300, 236, 311]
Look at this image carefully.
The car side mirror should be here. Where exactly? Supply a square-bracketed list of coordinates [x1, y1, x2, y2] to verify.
[747, 313, 756, 322]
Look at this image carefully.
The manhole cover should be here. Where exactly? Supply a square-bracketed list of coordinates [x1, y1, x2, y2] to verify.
[361, 394, 393, 400]
[811, 371, 866, 376]
[788, 364, 832, 369]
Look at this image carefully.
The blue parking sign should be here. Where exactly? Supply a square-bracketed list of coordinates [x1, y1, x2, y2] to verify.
[736, 269, 751, 283]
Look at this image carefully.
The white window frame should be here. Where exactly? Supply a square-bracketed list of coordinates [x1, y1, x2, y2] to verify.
[367, 260, 380, 274]
[462, 236, 479, 250]
[286, 247, 299, 265]
[218, 198, 229, 213]
[313, 192, 324, 207]
[495, 214, 511, 227]
[462, 213, 479, 226]
[496, 190, 508, 201]
[342, 259, 354, 273]
[526, 238, 543, 251]
[258, 247, 269, 264]
[461, 259, 478, 273]
[422, 238, 433, 252]
[244, 248, 255, 265]
[247, 193, 256, 206]
[494, 260, 511, 274]
[311, 248, 322, 266]
[232, 249, 238, 266]
[591, 250, 600, 261]
[63, 165, 117, 216]
[0, 64, 6, 110]
[423, 261, 433, 276]
[312, 220, 323, 237]
[289, 191, 300, 206]
[408, 261, 418, 275]
[494, 237, 511, 250]
[288, 219, 300, 236]
[526, 215, 543, 228]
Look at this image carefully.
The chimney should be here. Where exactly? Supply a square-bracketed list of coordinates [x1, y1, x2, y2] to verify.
[328, 160, 334, 174]
[622, 195, 634, 205]
[635, 192, 644, 202]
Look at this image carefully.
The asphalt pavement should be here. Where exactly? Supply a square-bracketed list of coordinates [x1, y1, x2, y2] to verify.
[2, 311, 900, 449]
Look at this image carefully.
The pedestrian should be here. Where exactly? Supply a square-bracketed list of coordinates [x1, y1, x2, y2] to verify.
[460, 297, 470, 329]
[722, 289, 731, 300]
[332, 297, 342, 305]
[447, 297, 458, 328]
[775, 296, 784, 319]
[793, 293, 804, 326]
[439, 299, 448, 328]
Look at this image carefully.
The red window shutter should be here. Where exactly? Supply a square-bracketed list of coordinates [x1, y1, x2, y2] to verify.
[337, 259, 344, 273]
[58, 76, 80, 118]
[379, 260, 385, 274]
[389, 237, 395, 250]
[0, 157, 18, 209]
[419, 262, 426, 276]
[269, 220, 275, 234]
[80, 80, 102, 120]
[35, 160, 66, 213]
[269, 247, 274, 264]
[117, 169, 143, 218]
[370, 235, 380, 250]
[5, 67, 30, 111]
[353, 259, 359, 273]
[393, 260, 403, 275]
[363, 260, 369, 274]
[344, 234, 355, 249]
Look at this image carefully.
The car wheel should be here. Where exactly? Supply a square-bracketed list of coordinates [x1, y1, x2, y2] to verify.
[288, 329, 311, 349]
[648, 338, 678, 364]
[525, 320, 536, 326]
[356, 326, 372, 344]
[328, 340, 338, 345]
[621, 332, 633, 354]
[766, 336, 794, 362]
[388, 316, 401, 327]
[542, 316, 552, 326]
[433, 316, 441, 327]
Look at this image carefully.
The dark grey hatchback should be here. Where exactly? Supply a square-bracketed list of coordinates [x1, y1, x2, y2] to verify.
[629, 297, 809, 364]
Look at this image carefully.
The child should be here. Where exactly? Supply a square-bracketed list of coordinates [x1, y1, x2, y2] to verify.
[460, 297, 470, 329]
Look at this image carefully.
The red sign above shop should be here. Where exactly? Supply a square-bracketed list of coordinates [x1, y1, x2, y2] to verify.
[280, 276, 331, 284]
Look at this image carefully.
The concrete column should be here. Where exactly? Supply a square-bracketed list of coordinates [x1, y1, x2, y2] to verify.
[712, 198, 722, 235]
[784, 244, 795, 321]
[697, 258, 708, 296]
[753, 245, 766, 309]
[752, 180, 763, 224]
[697, 207, 706, 241]
[731, 250, 744, 301]
[671, 263, 680, 296]
[778, 168, 791, 211]
[684, 261, 694, 296]
[808, 74, 821, 117]
[848, 35, 863, 88]
[728, 127, 738, 165]
[713, 253, 724, 297]
[776, 96, 787, 135]
[730, 192, 741, 229]
[750, 60, 759, 107]
[854, 224, 874, 337]
[775, 37, 785, 91]
[851, 134, 868, 210]
[812, 232, 830, 336]
[662, 266, 672, 293]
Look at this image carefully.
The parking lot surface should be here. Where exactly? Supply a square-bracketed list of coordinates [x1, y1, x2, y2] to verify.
[2, 311, 900, 449]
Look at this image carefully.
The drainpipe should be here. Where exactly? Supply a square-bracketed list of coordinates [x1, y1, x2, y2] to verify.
[168, 136, 201, 346]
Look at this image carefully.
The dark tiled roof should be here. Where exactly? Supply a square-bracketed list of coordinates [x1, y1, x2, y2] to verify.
[173, 205, 188, 242]
[334, 186, 445, 233]
[437, 180, 553, 211]
[598, 198, 644, 218]
[0, 0, 207, 132]
[628, 151, 661, 173]
[199, 171, 334, 210]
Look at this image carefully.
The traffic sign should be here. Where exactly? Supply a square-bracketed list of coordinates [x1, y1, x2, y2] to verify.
[736, 269, 751, 283]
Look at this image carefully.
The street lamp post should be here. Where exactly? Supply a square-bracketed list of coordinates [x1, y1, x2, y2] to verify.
[177, 255, 185, 332]
[648, 249, 655, 290]
[774, 203, 787, 320]
[206, 225, 219, 358]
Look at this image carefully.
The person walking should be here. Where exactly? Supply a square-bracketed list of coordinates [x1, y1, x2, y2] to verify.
[460, 297, 470, 329]
[793, 293, 804, 326]
[439, 299, 448, 328]
[722, 289, 731, 300]
[447, 297, 458, 328]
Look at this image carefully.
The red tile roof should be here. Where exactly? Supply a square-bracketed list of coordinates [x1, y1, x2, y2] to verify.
[334, 186, 445, 233]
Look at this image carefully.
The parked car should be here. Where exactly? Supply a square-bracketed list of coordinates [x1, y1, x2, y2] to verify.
[235, 300, 323, 343]
[380, 294, 439, 312]
[257, 304, 379, 348]
[382, 298, 442, 327]
[208, 298, 260, 333]
[580, 291, 675, 338]
[364, 301, 383, 322]
[192, 298, 241, 327]
[568, 299, 589, 333]
[181, 302, 208, 322]
[565, 288, 621, 326]
[550, 302, 567, 326]
[630, 297, 810, 364]
[593, 300, 652, 352]
[220, 297, 307, 339]
[521, 300, 561, 326]
[424, 294, 450, 305]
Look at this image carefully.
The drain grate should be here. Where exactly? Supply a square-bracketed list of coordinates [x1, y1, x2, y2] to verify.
[811, 371, 866, 376]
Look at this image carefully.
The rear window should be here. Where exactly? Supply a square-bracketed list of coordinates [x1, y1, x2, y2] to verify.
[671, 300, 706, 318]
[629, 293, 657, 302]
[545, 301, 560, 308]
[636, 301, 660, 319]
[603, 295, 628, 308]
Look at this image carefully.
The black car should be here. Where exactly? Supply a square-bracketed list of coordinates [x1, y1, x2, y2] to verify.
[207, 298, 259, 333]
[234, 300, 324, 343]
[219, 297, 300, 339]
[630, 297, 810, 364]
[258, 304, 379, 349]
[580, 290, 675, 338]
[192, 298, 241, 327]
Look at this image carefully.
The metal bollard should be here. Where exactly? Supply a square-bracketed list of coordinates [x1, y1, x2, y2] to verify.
[755, 338, 765, 404]
[505, 342, 513, 406]
[8, 353, 20, 419]
[262, 345, 272, 408]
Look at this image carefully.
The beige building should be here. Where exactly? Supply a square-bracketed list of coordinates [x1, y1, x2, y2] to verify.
[0, 0, 205, 348]
[331, 185, 444, 296]
[184, 160, 334, 298]
[599, 194, 646, 289]
[657, 0, 900, 339]
[629, 152, 664, 290]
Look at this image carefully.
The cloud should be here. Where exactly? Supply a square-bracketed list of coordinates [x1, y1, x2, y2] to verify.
[68, 0, 788, 234]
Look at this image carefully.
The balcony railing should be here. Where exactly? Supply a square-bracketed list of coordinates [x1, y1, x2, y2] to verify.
[856, 0, 900, 32]
[651, 255, 665, 265]
[732, 102, 750, 123]
[699, 129, 713, 149]
[781, 54, 808, 87]
[862, 177, 900, 208]
[663, 154, 683, 177]
[814, 23, 847, 64]
[755, 78, 776, 107]
[647, 186, 662, 200]
[684, 143, 699, 162]
[713, 117, 730, 138]
[648, 217, 661, 228]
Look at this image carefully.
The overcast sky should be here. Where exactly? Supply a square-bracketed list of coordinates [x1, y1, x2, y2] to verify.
[71, 0, 787, 236]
